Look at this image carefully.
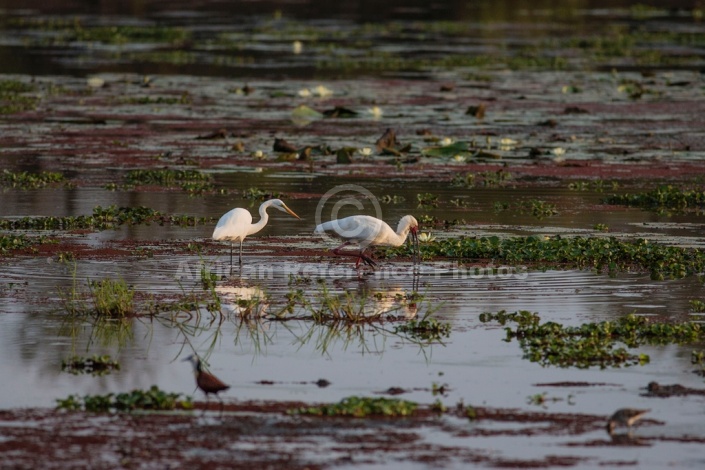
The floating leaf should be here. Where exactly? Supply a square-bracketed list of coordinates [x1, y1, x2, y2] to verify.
[291, 105, 323, 126]
[422, 141, 473, 158]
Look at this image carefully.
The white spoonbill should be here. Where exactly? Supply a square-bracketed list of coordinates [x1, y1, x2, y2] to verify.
[314, 215, 419, 268]
[213, 199, 300, 267]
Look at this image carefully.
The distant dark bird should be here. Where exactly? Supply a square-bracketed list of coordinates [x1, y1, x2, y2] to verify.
[183, 354, 230, 413]
[606, 408, 650, 435]
[213, 199, 301, 268]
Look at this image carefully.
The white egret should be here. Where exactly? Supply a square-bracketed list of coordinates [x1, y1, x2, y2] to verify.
[213, 199, 300, 267]
[314, 215, 419, 268]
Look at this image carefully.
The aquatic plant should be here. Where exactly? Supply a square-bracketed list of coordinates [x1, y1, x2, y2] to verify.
[290, 396, 417, 417]
[88, 278, 135, 317]
[603, 185, 705, 211]
[388, 234, 705, 280]
[59, 271, 135, 318]
[416, 193, 440, 207]
[200, 264, 219, 291]
[480, 310, 704, 368]
[0, 234, 50, 254]
[493, 199, 558, 219]
[394, 317, 451, 342]
[56, 386, 193, 412]
[0, 80, 39, 114]
[0, 205, 214, 231]
[124, 169, 213, 194]
[61, 355, 120, 376]
[0, 169, 65, 189]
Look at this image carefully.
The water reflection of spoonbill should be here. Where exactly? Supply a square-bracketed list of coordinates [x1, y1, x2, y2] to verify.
[213, 199, 300, 268]
[314, 215, 420, 268]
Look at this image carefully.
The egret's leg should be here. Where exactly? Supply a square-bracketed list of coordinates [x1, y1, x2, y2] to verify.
[238, 240, 243, 265]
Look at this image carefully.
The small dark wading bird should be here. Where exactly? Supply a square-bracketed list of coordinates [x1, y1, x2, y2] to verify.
[213, 199, 301, 269]
[606, 408, 650, 435]
[183, 354, 230, 413]
[314, 215, 420, 269]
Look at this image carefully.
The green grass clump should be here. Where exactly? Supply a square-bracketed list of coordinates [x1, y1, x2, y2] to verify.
[56, 386, 193, 412]
[603, 185, 705, 211]
[290, 396, 417, 417]
[89, 278, 134, 317]
[390, 234, 705, 280]
[480, 310, 704, 369]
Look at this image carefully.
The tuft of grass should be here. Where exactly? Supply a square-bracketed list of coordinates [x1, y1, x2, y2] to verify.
[60, 274, 134, 318]
[56, 386, 193, 412]
[290, 396, 417, 417]
[88, 278, 135, 317]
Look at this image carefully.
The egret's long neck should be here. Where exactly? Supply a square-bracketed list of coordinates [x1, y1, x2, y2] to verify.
[248, 201, 272, 236]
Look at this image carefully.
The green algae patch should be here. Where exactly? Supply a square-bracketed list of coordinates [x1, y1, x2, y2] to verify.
[480, 311, 704, 369]
[290, 396, 418, 417]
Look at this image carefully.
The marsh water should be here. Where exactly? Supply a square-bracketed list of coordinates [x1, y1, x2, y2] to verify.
[2, 1, 705, 468]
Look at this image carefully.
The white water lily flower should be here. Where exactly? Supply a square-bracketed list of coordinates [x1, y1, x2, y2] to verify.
[253, 150, 265, 159]
[313, 85, 333, 97]
[87, 77, 105, 88]
[418, 232, 436, 243]
[440, 137, 454, 146]
[453, 154, 466, 163]
[292, 40, 303, 54]
[366, 106, 383, 119]
[298, 88, 312, 97]
[359, 147, 373, 157]
[500, 138, 518, 146]
[552, 147, 566, 156]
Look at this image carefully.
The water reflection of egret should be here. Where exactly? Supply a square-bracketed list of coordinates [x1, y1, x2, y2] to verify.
[215, 285, 268, 317]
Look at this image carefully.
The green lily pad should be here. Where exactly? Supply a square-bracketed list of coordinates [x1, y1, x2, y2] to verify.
[422, 141, 474, 158]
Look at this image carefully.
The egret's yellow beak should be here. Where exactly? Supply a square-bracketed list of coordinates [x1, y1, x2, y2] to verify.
[283, 203, 301, 220]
